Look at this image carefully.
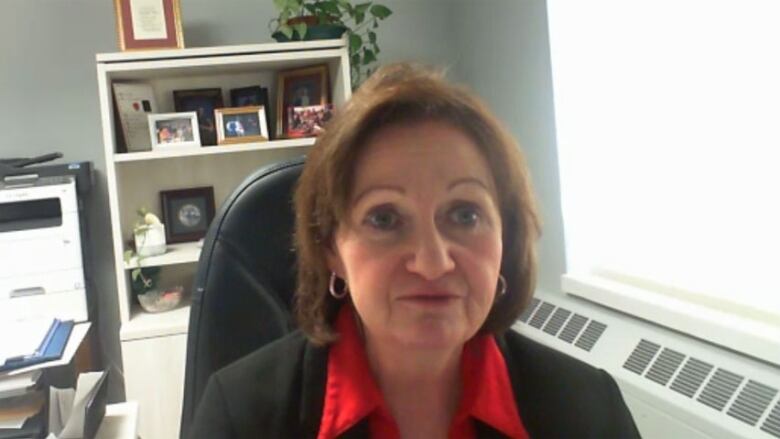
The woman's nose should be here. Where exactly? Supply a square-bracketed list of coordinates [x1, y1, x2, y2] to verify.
[405, 222, 455, 280]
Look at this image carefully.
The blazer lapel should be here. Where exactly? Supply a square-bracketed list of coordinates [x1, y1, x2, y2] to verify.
[337, 418, 371, 438]
[299, 341, 330, 438]
[495, 331, 548, 438]
[474, 419, 510, 438]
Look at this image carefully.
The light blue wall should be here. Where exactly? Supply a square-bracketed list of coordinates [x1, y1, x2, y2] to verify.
[451, 0, 565, 294]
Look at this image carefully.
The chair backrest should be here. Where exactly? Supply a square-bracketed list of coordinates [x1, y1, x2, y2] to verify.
[179, 156, 305, 438]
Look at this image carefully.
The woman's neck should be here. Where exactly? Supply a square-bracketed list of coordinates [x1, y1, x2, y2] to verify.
[363, 330, 463, 438]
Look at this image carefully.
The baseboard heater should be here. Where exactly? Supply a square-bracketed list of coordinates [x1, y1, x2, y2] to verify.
[512, 290, 780, 439]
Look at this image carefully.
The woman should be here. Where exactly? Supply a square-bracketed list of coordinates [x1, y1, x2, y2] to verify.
[190, 64, 640, 438]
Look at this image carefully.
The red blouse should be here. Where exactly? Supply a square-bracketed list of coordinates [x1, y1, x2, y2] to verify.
[317, 305, 530, 439]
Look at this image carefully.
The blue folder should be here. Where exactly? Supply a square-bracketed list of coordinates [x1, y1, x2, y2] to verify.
[0, 319, 74, 373]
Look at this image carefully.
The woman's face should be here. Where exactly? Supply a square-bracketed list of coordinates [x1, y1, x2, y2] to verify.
[327, 121, 503, 350]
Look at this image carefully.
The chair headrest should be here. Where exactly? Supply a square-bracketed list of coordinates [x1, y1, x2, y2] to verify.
[197, 156, 305, 310]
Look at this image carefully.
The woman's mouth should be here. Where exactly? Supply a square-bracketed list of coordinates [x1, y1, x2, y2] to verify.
[399, 293, 460, 307]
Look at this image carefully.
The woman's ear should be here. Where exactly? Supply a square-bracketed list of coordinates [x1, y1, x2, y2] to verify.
[324, 242, 346, 279]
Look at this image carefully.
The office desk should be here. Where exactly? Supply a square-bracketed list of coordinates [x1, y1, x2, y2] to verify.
[95, 402, 138, 439]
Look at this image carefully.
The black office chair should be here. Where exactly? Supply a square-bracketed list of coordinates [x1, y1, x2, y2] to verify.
[179, 156, 305, 439]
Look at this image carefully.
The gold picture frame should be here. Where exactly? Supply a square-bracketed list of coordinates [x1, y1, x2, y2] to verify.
[276, 65, 330, 138]
[215, 106, 270, 145]
[114, 0, 184, 51]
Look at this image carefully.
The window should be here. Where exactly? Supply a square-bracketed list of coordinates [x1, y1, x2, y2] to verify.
[546, 0, 780, 365]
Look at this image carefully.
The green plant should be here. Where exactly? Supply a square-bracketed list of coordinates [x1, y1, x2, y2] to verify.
[123, 207, 162, 295]
[271, 0, 393, 88]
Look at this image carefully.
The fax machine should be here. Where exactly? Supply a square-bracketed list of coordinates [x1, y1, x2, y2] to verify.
[0, 175, 88, 322]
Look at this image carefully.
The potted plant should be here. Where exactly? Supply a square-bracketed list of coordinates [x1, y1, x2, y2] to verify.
[123, 208, 165, 297]
[123, 209, 184, 312]
[270, 0, 393, 88]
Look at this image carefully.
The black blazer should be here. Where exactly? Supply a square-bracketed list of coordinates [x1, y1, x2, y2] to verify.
[190, 330, 641, 438]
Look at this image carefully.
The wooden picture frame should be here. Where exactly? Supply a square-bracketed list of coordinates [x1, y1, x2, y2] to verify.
[114, 0, 184, 51]
[160, 186, 215, 243]
[215, 106, 269, 144]
[148, 111, 201, 151]
[276, 65, 330, 138]
[173, 88, 224, 146]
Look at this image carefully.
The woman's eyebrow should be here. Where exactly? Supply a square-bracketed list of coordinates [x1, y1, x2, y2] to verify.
[448, 177, 491, 192]
[352, 185, 406, 206]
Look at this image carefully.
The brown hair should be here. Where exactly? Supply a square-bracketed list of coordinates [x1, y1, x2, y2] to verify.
[293, 63, 541, 345]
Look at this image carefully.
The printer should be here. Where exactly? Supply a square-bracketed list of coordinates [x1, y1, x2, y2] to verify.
[0, 175, 88, 323]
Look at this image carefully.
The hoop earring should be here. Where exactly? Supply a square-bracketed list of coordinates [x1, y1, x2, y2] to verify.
[329, 272, 349, 299]
[497, 274, 507, 296]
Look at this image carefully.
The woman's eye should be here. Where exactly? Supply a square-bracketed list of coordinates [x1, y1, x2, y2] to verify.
[365, 208, 401, 230]
[449, 204, 480, 227]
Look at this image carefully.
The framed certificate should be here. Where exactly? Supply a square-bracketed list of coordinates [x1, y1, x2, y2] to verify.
[114, 0, 184, 51]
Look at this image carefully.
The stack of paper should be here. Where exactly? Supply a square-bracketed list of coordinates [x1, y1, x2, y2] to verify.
[0, 372, 45, 439]
[0, 371, 41, 400]
[0, 321, 90, 439]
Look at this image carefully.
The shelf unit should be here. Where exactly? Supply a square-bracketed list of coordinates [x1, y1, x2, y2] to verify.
[95, 38, 351, 439]
[112, 137, 315, 162]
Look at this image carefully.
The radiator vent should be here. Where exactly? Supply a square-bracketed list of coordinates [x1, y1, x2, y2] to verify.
[542, 307, 571, 336]
[623, 338, 780, 437]
[646, 348, 686, 386]
[670, 358, 713, 398]
[528, 302, 555, 329]
[727, 380, 778, 427]
[574, 320, 607, 352]
[762, 400, 780, 438]
[518, 299, 608, 352]
[518, 298, 541, 323]
[558, 314, 588, 344]
[698, 369, 744, 411]
[623, 339, 661, 375]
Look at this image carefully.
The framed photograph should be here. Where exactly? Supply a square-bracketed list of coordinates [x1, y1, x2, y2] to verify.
[114, 0, 184, 51]
[173, 88, 224, 146]
[160, 187, 215, 243]
[287, 104, 334, 138]
[215, 106, 270, 144]
[148, 112, 201, 150]
[230, 86, 269, 107]
[230, 86, 271, 137]
[276, 65, 330, 138]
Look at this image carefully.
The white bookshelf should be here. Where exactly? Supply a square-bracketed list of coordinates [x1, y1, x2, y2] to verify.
[95, 39, 346, 63]
[120, 303, 191, 341]
[124, 242, 201, 269]
[113, 137, 315, 163]
[95, 38, 351, 439]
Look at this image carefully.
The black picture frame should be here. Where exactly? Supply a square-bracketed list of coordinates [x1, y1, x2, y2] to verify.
[160, 186, 216, 243]
[230, 86, 272, 139]
[173, 88, 224, 146]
